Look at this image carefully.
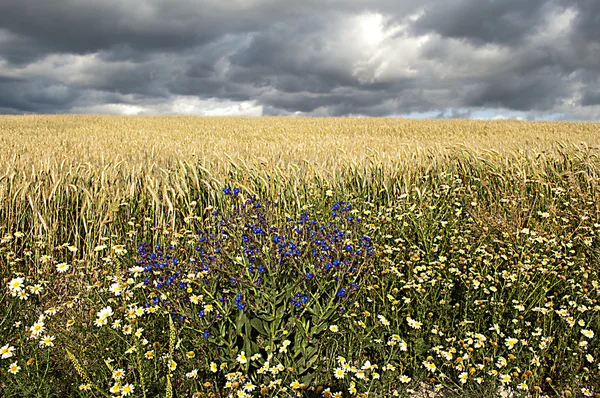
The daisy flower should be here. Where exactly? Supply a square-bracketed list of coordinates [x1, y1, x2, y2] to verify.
[30, 321, 45, 337]
[186, 369, 199, 378]
[1, 344, 15, 359]
[8, 361, 20, 374]
[8, 277, 24, 292]
[505, 338, 519, 350]
[109, 384, 121, 394]
[237, 351, 247, 364]
[121, 384, 134, 396]
[581, 330, 594, 339]
[399, 375, 411, 384]
[56, 263, 70, 273]
[112, 369, 125, 380]
[423, 361, 437, 373]
[517, 382, 528, 390]
[499, 374, 511, 384]
[39, 335, 55, 348]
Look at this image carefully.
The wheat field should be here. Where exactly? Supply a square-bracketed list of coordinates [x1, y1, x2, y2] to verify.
[1, 116, 600, 397]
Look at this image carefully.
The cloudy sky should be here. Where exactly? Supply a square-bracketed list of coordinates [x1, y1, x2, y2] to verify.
[0, 0, 599, 119]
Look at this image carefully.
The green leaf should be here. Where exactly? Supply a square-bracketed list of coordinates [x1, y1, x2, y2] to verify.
[235, 311, 246, 336]
[250, 317, 267, 336]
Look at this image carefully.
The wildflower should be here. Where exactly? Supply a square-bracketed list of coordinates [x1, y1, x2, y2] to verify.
[581, 330, 594, 339]
[329, 325, 339, 332]
[186, 351, 195, 359]
[244, 382, 256, 392]
[459, 372, 468, 384]
[8, 361, 20, 374]
[56, 263, 70, 273]
[407, 316, 422, 329]
[18, 290, 29, 300]
[517, 382, 528, 390]
[399, 375, 411, 383]
[334, 368, 345, 379]
[377, 314, 390, 326]
[423, 361, 437, 372]
[290, 380, 301, 390]
[186, 369, 198, 378]
[399, 340, 408, 351]
[348, 381, 357, 394]
[113, 245, 127, 255]
[39, 335, 55, 348]
[30, 321, 45, 337]
[29, 284, 43, 295]
[95, 306, 113, 327]
[237, 351, 247, 364]
[505, 338, 519, 350]
[8, 277, 24, 292]
[241, 353, 255, 363]
[109, 282, 122, 296]
[1, 344, 15, 359]
[44, 307, 58, 316]
[581, 388, 593, 397]
[586, 354, 594, 363]
[145, 350, 154, 360]
[112, 369, 125, 380]
[499, 374, 511, 384]
[210, 362, 218, 372]
[169, 360, 177, 371]
[109, 384, 121, 394]
[121, 384, 134, 396]
[79, 384, 92, 391]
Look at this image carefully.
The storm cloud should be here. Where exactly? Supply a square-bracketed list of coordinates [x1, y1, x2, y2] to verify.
[0, 0, 599, 119]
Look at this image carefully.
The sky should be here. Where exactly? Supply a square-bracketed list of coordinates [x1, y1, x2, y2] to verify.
[0, 0, 599, 119]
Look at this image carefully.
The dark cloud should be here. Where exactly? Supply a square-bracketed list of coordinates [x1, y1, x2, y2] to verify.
[0, 0, 598, 119]
[411, 0, 550, 46]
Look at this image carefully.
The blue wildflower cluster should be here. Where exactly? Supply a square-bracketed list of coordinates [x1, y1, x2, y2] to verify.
[138, 190, 376, 347]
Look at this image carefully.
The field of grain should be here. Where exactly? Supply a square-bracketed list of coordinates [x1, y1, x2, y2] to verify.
[1, 116, 599, 397]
